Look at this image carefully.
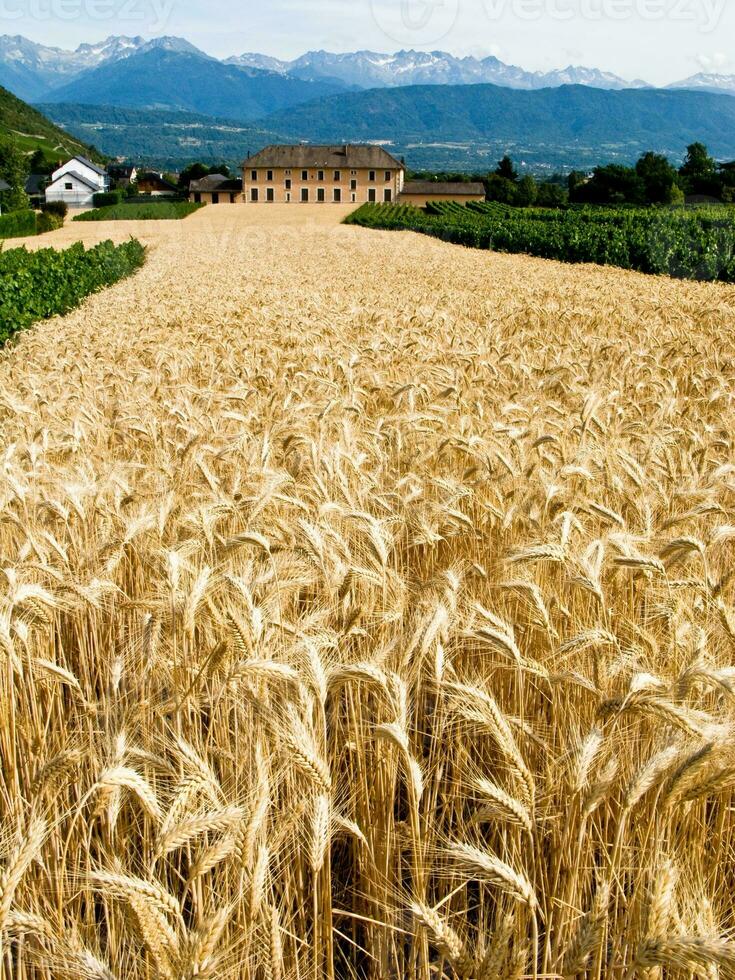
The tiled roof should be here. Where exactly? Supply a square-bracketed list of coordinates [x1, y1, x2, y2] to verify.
[189, 174, 242, 192]
[242, 144, 403, 170]
[401, 181, 486, 196]
[74, 156, 107, 176]
[48, 170, 100, 192]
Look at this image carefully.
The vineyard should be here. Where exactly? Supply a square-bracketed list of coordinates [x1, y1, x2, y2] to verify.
[345, 200, 735, 281]
[0, 238, 145, 343]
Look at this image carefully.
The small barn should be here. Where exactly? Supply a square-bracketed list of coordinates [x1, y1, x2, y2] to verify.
[189, 175, 244, 204]
[399, 181, 486, 207]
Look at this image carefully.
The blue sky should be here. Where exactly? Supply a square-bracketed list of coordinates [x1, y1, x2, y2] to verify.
[5, 0, 734, 85]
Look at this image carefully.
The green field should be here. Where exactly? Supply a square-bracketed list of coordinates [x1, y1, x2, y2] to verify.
[345, 200, 735, 282]
[73, 200, 203, 222]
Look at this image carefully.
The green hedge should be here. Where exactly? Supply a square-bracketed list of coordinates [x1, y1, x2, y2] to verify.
[0, 238, 146, 344]
[74, 201, 203, 222]
[93, 189, 126, 208]
[36, 211, 63, 234]
[0, 210, 37, 239]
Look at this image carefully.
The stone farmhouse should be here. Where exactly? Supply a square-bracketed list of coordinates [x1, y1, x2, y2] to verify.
[241, 145, 405, 204]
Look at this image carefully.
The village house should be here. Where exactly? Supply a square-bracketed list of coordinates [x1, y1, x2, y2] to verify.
[189, 174, 244, 204]
[399, 181, 486, 207]
[241, 145, 405, 204]
[136, 172, 179, 196]
[107, 164, 138, 189]
[45, 156, 108, 209]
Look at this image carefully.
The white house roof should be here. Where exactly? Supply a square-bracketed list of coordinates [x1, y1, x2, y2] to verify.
[48, 170, 100, 192]
[73, 156, 107, 176]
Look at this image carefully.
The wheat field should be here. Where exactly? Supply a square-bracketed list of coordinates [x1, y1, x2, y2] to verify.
[2, 204, 735, 979]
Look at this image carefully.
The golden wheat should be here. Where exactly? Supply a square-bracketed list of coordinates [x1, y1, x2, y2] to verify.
[1, 204, 735, 977]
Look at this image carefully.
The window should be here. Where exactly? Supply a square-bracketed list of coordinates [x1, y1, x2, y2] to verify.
[368, 188, 376, 202]
[383, 189, 392, 202]
[285, 169, 291, 176]
[333, 188, 342, 203]
[65, 182, 73, 190]
[350, 179, 357, 191]
[333, 170, 341, 181]
[251, 170, 258, 181]
[194, 192, 201, 203]
[385, 170, 392, 182]
[266, 187, 274, 202]
[317, 187, 325, 202]
[301, 187, 309, 202]
[369, 170, 376, 182]
[318, 170, 324, 181]
[301, 170, 308, 181]
[351, 170, 357, 175]
[267, 170, 273, 181]
[251, 188, 259, 202]
[230, 193, 236, 203]
[285, 178, 292, 190]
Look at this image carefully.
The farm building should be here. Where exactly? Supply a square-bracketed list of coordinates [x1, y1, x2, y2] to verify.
[241, 145, 405, 204]
[45, 156, 108, 209]
[399, 181, 486, 207]
[189, 174, 244, 204]
[136, 172, 179, 196]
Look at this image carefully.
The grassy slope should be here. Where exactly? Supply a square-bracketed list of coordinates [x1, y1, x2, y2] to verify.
[0, 83, 104, 167]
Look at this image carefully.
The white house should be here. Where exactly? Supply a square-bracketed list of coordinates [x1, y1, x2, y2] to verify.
[45, 156, 108, 209]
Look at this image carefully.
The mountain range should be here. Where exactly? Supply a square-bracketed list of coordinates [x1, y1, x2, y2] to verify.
[40, 48, 345, 121]
[227, 49, 649, 92]
[2, 33, 735, 111]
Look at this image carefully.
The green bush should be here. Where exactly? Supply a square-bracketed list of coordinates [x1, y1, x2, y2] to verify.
[0, 210, 36, 239]
[93, 190, 125, 208]
[36, 211, 63, 234]
[74, 201, 203, 222]
[345, 202, 735, 282]
[41, 200, 68, 220]
[0, 238, 146, 344]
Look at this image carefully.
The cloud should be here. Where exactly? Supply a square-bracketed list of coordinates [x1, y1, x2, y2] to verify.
[696, 51, 731, 72]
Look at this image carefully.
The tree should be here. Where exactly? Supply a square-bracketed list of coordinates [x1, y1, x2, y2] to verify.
[679, 142, 719, 196]
[536, 181, 568, 208]
[635, 152, 680, 204]
[570, 164, 645, 205]
[484, 173, 517, 204]
[495, 155, 518, 182]
[0, 140, 29, 213]
[515, 174, 538, 207]
[29, 148, 53, 175]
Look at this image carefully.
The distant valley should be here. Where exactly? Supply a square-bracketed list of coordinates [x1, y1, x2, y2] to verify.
[42, 85, 735, 175]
